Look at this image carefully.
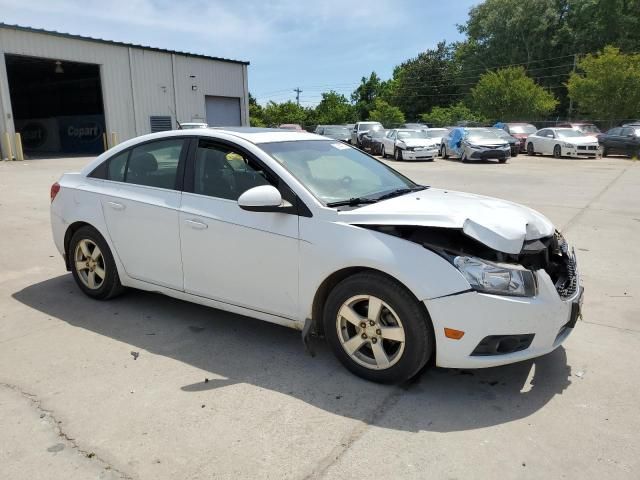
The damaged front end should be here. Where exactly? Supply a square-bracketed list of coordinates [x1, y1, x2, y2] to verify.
[359, 225, 578, 299]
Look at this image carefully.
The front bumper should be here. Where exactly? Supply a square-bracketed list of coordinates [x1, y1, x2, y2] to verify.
[562, 146, 599, 158]
[425, 269, 582, 368]
[402, 148, 438, 160]
[468, 147, 511, 161]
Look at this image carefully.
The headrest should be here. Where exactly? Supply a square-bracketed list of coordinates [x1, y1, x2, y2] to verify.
[129, 153, 157, 174]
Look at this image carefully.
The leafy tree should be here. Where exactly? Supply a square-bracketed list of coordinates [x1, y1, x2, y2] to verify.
[456, 0, 640, 115]
[386, 42, 461, 120]
[470, 66, 558, 121]
[351, 72, 386, 120]
[567, 46, 640, 126]
[315, 91, 356, 125]
[261, 101, 307, 127]
[368, 99, 405, 127]
[420, 103, 485, 127]
[248, 93, 266, 127]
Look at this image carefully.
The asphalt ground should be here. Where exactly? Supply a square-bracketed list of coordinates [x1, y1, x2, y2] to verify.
[1, 152, 638, 479]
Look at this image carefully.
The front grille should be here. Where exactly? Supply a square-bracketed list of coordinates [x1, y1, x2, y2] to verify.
[578, 146, 586, 150]
[588, 145, 598, 150]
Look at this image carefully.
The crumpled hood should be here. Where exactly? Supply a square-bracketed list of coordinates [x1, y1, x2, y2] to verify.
[400, 138, 439, 148]
[338, 188, 555, 254]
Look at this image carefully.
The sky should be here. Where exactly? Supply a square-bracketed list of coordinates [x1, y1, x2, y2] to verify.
[0, 0, 480, 105]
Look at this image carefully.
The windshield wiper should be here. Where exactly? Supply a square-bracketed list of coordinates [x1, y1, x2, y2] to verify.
[375, 185, 427, 201]
[326, 197, 379, 208]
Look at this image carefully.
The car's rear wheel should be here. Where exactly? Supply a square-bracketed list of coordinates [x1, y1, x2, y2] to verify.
[323, 272, 433, 383]
[69, 226, 124, 300]
[527, 143, 535, 156]
[381, 145, 386, 158]
[554, 145, 562, 158]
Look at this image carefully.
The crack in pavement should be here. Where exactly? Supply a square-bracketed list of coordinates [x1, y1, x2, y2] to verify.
[561, 162, 636, 234]
[0, 381, 133, 480]
[301, 384, 411, 480]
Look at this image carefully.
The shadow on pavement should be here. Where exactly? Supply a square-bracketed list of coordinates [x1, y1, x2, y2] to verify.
[13, 275, 573, 433]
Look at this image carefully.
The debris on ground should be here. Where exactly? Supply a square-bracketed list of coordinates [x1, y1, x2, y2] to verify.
[131, 351, 139, 360]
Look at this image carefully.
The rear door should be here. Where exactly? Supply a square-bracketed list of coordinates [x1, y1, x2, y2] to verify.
[100, 138, 188, 290]
[179, 138, 300, 318]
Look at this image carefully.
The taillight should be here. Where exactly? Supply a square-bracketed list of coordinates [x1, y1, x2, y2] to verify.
[50, 182, 61, 203]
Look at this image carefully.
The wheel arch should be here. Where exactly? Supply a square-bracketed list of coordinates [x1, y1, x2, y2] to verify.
[309, 266, 434, 345]
[63, 221, 113, 271]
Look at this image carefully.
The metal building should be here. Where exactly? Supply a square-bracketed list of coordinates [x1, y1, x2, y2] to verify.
[0, 23, 249, 159]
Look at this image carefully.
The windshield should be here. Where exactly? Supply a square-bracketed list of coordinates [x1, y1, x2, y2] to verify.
[466, 129, 502, 142]
[578, 125, 600, 134]
[260, 140, 416, 205]
[397, 130, 428, 139]
[556, 129, 584, 138]
[424, 129, 448, 138]
[324, 127, 350, 135]
[369, 129, 386, 137]
[508, 124, 537, 134]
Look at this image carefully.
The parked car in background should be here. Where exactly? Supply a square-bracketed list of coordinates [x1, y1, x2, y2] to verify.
[440, 127, 511, 163]
[315, 125, 351, 142]
[401, 123, 428, 129]
[556, 122, 601, 136]
[492, 128, 519, 157]
[381, 129, 439, 161]
[351, 121, 383, 148]
[51, 127, 581, 383]
[279, 124, 304, 131]
[361, 128, 388, 154]
[598, 125, 640, 157]
[180, 122, 208, 129]
[497, 123, 537, 152]
[526, 128, 599, 158]
[423, 128, 449, 146]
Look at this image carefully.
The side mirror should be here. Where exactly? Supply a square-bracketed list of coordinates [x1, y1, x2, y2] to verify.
[238, 185, 284, 212]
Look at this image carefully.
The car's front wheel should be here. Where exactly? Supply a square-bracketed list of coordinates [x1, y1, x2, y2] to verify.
[527, 143, 535, 156]
[554, 144, 562, 158]
[69, 226, 124, 300]
[394, 148, 403, 161]
[323, 272, 433, 383]
[381, 145, 386, 158]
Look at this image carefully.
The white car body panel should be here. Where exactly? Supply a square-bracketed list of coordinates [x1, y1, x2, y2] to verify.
[528, 128, 600, 158]
[381, 130, 439, 160]
[51, 128, 580, 369]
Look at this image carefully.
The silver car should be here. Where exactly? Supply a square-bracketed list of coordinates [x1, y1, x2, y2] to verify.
[440, 127, 511, 163]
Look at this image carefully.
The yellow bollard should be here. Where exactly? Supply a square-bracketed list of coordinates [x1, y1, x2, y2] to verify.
[102, 133, 108, 152]
[110, 132, 118, 148]
[3, 131, 14, 161]
[14, 132, 24, 161]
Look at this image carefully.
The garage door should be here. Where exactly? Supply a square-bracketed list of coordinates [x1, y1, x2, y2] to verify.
[205, 96, 241, 127]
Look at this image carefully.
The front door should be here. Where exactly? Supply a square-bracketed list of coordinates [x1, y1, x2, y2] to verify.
[100, 138, 186, 290]
[179, 139, 300, 319]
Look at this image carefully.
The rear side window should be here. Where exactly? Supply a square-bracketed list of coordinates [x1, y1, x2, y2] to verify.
[608, 128, 621, 136]
[125, 139, 184, 189]
[107, 151, 128, 181]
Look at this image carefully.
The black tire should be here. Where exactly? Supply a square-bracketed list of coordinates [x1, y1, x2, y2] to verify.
[461, 152, 469, 163]
[69, 226, 124, 300]
[441, 145, 449, 159]
[394, 148, 403, 161]
[323, 272, 434, 384]
[527, 142, 535, 156]
[602, 146, 608, 157]
[381, 145, 386, 158]
[553, 144, 562, 158]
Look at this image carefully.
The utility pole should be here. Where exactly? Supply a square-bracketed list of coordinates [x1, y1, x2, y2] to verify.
[293, 87, 302, 106]
[567, 53, 578, 120]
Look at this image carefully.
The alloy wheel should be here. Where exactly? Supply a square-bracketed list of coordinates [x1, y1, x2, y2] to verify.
[74, 239, 106, 290]
[336, 295, 406, 370]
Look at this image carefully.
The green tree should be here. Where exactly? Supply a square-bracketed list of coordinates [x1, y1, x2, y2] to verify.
[261, 101, 307, 127]
[386, 42, 461, 120]
[315, 91, 356, 125]
[470, 66, 558, 121]
[248, 93, 266, 127]
[420, 103, 485, 127]
[567, 46, 640, 126]
[456, 0, 640, 115]
[351, 72, 386, 120]
[368, 99, 405, 127]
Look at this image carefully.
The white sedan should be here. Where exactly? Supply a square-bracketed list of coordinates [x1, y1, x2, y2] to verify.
[51, 128, 582, 383]
[380, 129, 439, 161]
[526, 127, 600, 158]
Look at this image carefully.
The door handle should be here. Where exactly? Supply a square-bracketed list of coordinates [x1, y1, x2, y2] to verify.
[107, 201, 125, 211]
[185, 219, 208, 230]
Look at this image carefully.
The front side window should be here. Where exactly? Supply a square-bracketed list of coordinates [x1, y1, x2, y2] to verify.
[125, 139, 184, 189]
[193, 140, 270, 200]
[608, 128, 621, 136]
[261, 140, 416, 205]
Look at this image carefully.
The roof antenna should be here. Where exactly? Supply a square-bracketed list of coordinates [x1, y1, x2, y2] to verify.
[168, 105, 182, 130]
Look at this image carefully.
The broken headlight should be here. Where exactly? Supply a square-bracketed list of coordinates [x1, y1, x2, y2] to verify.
[453, 256, 537, 297]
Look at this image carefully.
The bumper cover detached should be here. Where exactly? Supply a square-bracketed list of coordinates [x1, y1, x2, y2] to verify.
[425, 271, 582, 369]
[403, 148, 438, 160]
